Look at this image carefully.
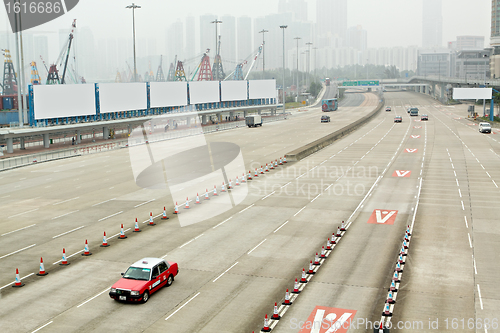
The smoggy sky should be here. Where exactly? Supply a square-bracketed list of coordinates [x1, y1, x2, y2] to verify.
[0, 0, 492, 48]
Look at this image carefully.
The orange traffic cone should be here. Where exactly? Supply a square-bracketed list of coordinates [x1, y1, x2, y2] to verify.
[313, 252, 320, 265]
[382, 303, 392, 316]
[292, 278, 300, 293]
[271, 302, 280, 320]
[336, 226, 342, 237]
[282, 289, 292, 305]
[118, 224, 127, 239]
[340, 220, 346, 231]
[279, 158, 283, 165]
[265, 164, 269, 172]
[300, 268, 307, 283]
[248, 171, 252, 180]
[262, 314, 271, 332]
[326, 238, 332, 250]
[221, 182, 226, 192]
[82, 239, 92, 256]
[60, 248, 70, 266]
[12, 268, 24, 287]
[235, 177, 240, 186]
[283, 156, 287, 163]
[133, 218, 141, 232]
[320, 246, 326, 259]
[196, 193, 201, 204]
[270, 162, 274, 170]
[100, 232, 109, 247]
[149, 212, 156, 226]
[241, 173, 246, 183]
[205, 189, 210, 200]
[389, 280, 397, 292]
[162, 207, 169, 219]
[386, 291, 395, 304]
[260, 166, 264, 174]
[37, 257, 48, 276]
[307, 260, 315, 275]
[228, 179, 232, 189]
[213, 185, 218, 196]
[184, 197, 190, 209]
[254, 168, 258, 177]
[331, 232, 337, 245]
[174, 202, 179, 214]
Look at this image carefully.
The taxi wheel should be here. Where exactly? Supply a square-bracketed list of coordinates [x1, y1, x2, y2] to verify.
[166, 275, 174, 287]
[142, 290, 149, 303]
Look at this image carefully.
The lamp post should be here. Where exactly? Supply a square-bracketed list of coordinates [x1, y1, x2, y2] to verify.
[294, 37, 301, 100]
[126, 3, 141, 82]
[280, 25, 287, 114]
[313, 46, 318, 79]
[211, 19, 223, 81]
[259, 29, 269, 78]
[306, 42, 312, 89]
[483, 53, 489, 116]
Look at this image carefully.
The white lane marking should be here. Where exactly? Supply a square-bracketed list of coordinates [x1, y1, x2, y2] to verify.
[451, 163, 455, 169]
[461, 201, 465, 210]
[0, 244, 37, 259]
[480, 164, 485, 170]
[30, 321, 53, 333]
[52, 210, 79, 220]
[53, 226, 85, 239]
[473, 257, 478, 275]
[296, 173, 306, 179]
[468, 233, 472, 248]
[53, 197, 79, 205]
[493, 180, 499, 188]
[310, 194, 321, 202]
[165, 292, 201, 321]
[293, 206, 306, 217]
[77, 287, 111, 308]
[239, 204, 254, 214]
[141, 213, 162, 224]
[281, 182, 291, 188]
[346, 176, 382, 225]
[134, 199, 155, 208]
[247, 239, 267, 254]
[1, 224, 36, 236]
[213, 262, 239, 282]
[8, 208, 39, 219]
[98, 211, 123, 222]
[0, 272, 35, 290]
[464, 216, 468, 228]
[458, 189, 462, 198]
[486, 172, 491, 178]
[477, 284, 483, 310]
[179, 239, 195, 248]
[456, 179, 460, 187]
[92, 198, 116, 207]
[274, 221, 289, 233]
[53, 250, 83, 265]
[262, 191, 276, 200]
[213, 217, 232, 229]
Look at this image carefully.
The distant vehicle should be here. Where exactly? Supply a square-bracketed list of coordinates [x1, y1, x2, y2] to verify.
[322, 98, 338, 112]
[421, 114, 428, 121]
[407, 108, 411, 113]
[394, 116, 402, 123]
[245, 115, 262, 127]
[385, 107, 391, 112]
[321, 115, 331, 123]
[410, 108, 419, 116]
[479, 122, 492, 133]
[109, 258, 179, 303]
[325, 78, 331, 86]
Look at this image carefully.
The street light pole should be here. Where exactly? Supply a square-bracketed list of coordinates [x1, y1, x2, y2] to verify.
[211, 19, 223, 81]
[313, 47, 318, 79]
[126, 3, 141, 82]
[280, 25, 288, 114]
[306, 42, 312, 89]
[294, 37, 301, 100]
[483, 54, 489, 116]
[259, 29, 269, 78]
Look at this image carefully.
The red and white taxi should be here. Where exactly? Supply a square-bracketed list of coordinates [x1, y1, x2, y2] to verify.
[109, 257, 179, 303]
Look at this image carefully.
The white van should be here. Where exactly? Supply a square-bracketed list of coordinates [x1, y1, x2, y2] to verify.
[479, 122, 491, 133]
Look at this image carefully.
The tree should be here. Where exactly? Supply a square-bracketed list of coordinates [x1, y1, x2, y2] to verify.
[307, 81, 322, 97]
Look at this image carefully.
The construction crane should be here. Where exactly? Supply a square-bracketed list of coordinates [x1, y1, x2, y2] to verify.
[1, 49, 18, 94]
[59, 19, 77, 84]
[125, 61, 134, 82]
[212, 35, 225, 80]
[190, 49, 212, 81]
[244, 44, 263, 80]
[156, 55, 165, 82]
[30, 61, 41, 85]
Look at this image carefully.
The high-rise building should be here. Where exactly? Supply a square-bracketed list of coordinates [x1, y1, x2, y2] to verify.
[185, 16, 196, 58]
[347, 25, 367, 52]
[166, 20, 184, 65]
[278, 0, 308, 22]
[200, 14, 216, 56]
[221, 15, 237, 63]
[237, 16, 252, 61]
[490, 0, 500, 78]
[316, 0, 347, 48]
[455, 36, 485, 50]
[422, 0, 443, 47]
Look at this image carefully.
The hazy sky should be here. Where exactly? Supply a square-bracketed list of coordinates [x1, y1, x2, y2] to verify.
[0, 0, 492, 48]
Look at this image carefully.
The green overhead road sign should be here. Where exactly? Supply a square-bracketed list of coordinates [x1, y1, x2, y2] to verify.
[342, 80, 379, 87]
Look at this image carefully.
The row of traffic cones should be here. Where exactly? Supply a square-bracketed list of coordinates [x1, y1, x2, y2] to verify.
[261, 222, 346, 332]
[382, 225, 412, 317]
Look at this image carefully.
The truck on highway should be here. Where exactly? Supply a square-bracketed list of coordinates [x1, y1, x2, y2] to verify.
[245, 115, 262, 127]
[325, 78, 331, 86]
[321, 98, 338, 112]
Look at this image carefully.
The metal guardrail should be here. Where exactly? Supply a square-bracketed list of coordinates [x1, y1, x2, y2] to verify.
[0, 114, 288, 172]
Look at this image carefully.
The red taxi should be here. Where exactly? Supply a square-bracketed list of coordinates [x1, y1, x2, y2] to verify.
[109, 258, 179, 303]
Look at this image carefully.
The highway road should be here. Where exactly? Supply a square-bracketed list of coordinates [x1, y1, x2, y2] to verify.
[1, 89, 498, 333]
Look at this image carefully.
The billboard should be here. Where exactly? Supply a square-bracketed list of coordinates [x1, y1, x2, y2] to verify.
[33, 84, 96, 120]
[453, 88, 492, 100]
[99, 83, 147, 113]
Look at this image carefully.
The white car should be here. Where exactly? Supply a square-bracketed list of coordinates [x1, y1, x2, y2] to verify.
[479, 122, 492, 133]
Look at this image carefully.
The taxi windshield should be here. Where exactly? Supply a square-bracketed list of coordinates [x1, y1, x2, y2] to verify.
[123, 267, 150, 281]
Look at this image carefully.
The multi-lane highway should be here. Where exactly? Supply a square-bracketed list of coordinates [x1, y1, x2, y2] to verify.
[1, 90, 499, 333]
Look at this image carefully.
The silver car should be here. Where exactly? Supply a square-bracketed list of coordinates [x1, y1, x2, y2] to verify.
[479, 122, 491, 133]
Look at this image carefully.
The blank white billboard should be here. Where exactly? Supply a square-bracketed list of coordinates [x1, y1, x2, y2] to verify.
[189, 81, 220, 104]
[99, 83, 147, 113]
[33, 84, 96, 119]
[453, 88, 492, 100]
[221, 81, 247, 101]
[150, 82, 188, 108]
[249, 79, 276, 99]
